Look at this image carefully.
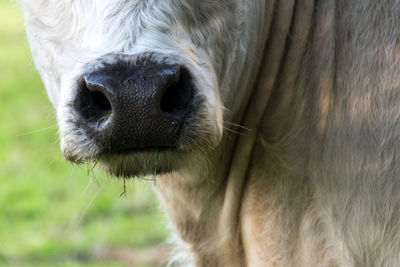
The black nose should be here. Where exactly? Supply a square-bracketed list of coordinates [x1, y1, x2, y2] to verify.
[73, 63, 194, 152]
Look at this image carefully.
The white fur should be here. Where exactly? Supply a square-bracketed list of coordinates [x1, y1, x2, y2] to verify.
[23, 0, 400, 266]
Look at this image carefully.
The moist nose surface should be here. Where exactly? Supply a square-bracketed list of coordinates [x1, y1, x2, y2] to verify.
[73, 63, 194, 153]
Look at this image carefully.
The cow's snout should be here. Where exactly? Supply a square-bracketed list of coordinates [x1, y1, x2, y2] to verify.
[73, 63, 194, 153]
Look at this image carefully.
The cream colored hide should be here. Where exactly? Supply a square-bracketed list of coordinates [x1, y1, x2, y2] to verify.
[23, 0, 400, 266]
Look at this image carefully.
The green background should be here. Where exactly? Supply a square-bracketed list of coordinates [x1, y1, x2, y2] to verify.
[0, 1, 169, 266]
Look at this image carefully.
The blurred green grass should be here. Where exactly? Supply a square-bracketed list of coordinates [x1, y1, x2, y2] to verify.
[0, 1, 169, 266]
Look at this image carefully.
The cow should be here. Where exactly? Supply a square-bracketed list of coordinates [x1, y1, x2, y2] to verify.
[23, 0, 400, 266]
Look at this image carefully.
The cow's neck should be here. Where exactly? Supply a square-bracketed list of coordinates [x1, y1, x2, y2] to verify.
[154, 0, 300, 266]
[243, 0, 400, 266]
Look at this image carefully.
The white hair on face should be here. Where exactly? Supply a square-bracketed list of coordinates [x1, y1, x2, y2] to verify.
[24, 0, 268, 264]
[22, 0, 266, 169]
[23, 0, 246, 162]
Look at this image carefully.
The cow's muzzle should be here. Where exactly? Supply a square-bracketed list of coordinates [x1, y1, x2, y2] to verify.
[73, 63, 194, 154]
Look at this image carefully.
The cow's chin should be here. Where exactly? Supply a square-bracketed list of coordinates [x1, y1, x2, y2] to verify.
[93, 147, 201, 178]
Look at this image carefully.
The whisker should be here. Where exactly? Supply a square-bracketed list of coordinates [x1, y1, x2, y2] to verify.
[223, 126, 248, 136]
[90, 159, 99, 173]
[70, 185, 101, 230]
[87, 160, 100, 186]
[80, 176, 94, 197]
[16, 124, 57, 136]
[224, 121, 251, 131]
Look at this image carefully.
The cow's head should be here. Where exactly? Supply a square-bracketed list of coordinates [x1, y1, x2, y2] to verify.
[23, 0, 266, 176]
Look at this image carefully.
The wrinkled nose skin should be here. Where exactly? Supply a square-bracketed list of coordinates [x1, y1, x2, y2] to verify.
[73, 64, 194, 153]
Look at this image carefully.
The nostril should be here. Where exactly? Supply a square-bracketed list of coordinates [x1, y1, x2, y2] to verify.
[89, 91, 112, 121]
[74, 80, 112, 128]
[160, 68, 193, 119]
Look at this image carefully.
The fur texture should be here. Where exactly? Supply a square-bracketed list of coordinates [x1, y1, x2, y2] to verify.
[23, 0, 400, 266]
